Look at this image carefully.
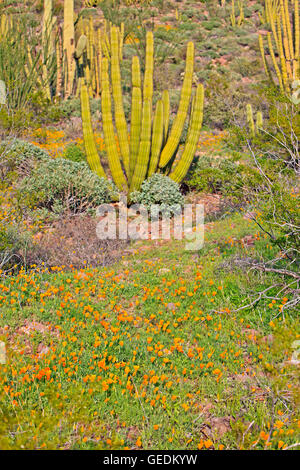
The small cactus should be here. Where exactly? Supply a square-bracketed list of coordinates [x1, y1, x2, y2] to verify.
[246, 104, 264, 137]
[246, 104, 255, 137]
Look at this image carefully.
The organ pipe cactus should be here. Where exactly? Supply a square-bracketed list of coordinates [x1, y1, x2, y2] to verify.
[80, 29, 205, 196]
[63, 0, 75, 98]
[0, 80, 6, 105]
[169, 84, 204, 183]
[42, 0, 53, 51]
[158, 41, 194, 168]
[246, 103, 255, 137]
[259, 0, 299, 92]
[230, 0, 244, 27]
[246, 104, 263, 136]
[80, 81, 106, 178]
[111, 26, 130, 175]
[256, 111, 263, 134]
[0, 3, 124, 101]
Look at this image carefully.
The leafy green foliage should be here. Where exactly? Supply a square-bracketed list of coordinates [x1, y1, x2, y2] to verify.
[187, 154, 263, 201]
[63, 144, 86, 163]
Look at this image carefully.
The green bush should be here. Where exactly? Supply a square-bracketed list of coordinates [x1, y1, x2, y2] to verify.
[63, 144, 86, 163]
[130, 173, 184, 217]
[258, 177, 299, 256]
[19, 159, 119, 215]
[188, 155, 235, 190]
[187, 154, 264, 201]
[60, 97, 101, 118]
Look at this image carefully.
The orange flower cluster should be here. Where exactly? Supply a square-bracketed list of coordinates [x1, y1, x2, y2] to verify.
[0, 249, 297, 450]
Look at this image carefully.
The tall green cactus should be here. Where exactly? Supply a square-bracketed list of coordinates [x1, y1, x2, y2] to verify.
[42, 0, 52, 51]
[1, 4, 124, 103]
[80, 32, 205, 197]
[259, 0, 299, 92]
[101, 58, 128, 192]
[148, 100, 164, 177]
[129, 31, 154, 193]
[256, 111, 263, 134]
[63, 0, 75, 98]
[0, 80, 6, 105]
[129, 99, 152, 193]
[169, 84, 204, 183]
[159, 42, 194, 168]
[111, 26, 130, 176]
[80, 81, 106, 178]
[162, 89, 170, 143]
[129, 56, 142, 182]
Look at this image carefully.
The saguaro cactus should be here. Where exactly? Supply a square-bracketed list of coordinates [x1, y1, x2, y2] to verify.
[80, 30, 205, 196]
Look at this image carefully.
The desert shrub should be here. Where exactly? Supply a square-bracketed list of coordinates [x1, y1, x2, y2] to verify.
[227, 85, 300, 159]
[130, 173, 184, 216]
[0, 222, 33, 272]
[19, 159, 118, 215]
[60, 98, 101, 118]
[187, 154, 265, 202]
[188, 155, 238, 193]
[0, 139, 49, 182]
[226, 94, 300, 311]
[201, 19, 222, 31]
[63, 144, 85, 163]
[245, 97, 300, 267]
[258, 177, 299, 256]
[202, 72, 233, 129]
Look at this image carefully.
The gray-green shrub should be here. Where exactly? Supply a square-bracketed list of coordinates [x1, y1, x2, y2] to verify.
[19, 159, 118, 215]
[130, 173, 184, 217]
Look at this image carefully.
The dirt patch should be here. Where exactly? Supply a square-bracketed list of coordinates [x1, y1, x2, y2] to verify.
[16, 320, 59, 338]
[30, 215, 128, 269]
[206, 416, 232, 438]
[7, 320, 60, 357]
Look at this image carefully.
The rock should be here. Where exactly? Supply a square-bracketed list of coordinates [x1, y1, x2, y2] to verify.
[37, 345, 50, 358]
[167, 303, 176, 311]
